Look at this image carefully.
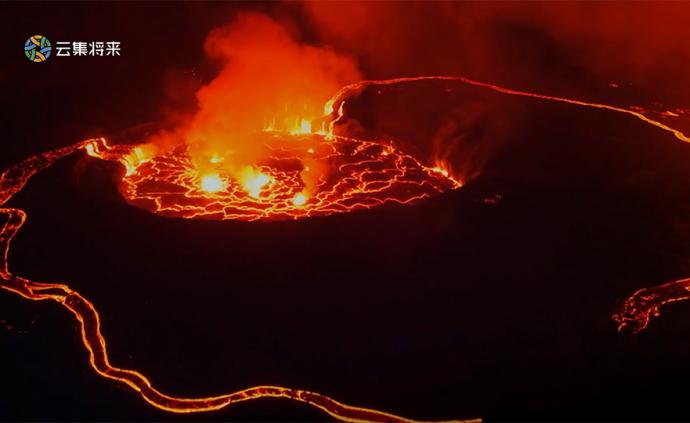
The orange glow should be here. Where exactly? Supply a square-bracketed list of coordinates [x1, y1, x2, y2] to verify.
[264, 116, 317, 135]
[290, 118, 313, 135]
[237, 166, 272, 198]
[614, 278, 690, 332]
[324, 99, 335, 116]
[151, 13, 362, 199]
[431, 164, 451, 178]
[0, 138, 477, 423]
[125, 145, 156, 174]
[110, 133, 458, 221]
[84, 75, 690, 224]
[6, 74, 690, 420]
[323, 76, 690, 145]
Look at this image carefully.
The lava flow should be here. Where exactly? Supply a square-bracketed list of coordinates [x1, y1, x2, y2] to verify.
[613, 278, 690, 332]
[90, 132, 459, 222]
[2, 75, 690, 421]
[90, 75, 688, 224]
[0, 137, 472, 423]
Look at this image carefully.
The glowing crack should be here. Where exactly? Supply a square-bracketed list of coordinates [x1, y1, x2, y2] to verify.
[3, 75, 690, 422]
[90, 133, 460, 222]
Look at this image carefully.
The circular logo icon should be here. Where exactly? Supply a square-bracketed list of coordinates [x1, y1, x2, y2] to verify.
[24, 35, 52, 62]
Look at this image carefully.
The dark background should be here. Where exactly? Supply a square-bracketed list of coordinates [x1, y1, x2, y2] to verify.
[3, 2, 690, 422]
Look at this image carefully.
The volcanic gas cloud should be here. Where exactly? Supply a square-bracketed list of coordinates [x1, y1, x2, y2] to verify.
[0, 11, 470, 422]
[6, 3, 690, 422]
[102, 13, 459, 221]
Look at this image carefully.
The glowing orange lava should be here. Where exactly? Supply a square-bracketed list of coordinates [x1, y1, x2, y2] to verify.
[325, 76, 690, 144]
[90, 133, 460, 222]
[613, 278, 690, 332]
[2, 75, 690, 421]
[0, 138, 474, 422]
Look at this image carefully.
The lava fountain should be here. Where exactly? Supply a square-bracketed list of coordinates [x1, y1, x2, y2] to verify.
[1, 134, 465, 422]
[96, 13, 458, 222]
[4, 3, 690, 420]
[92, 133, 459, 222]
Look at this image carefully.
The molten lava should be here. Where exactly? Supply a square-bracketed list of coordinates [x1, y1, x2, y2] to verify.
[0, 135, 471, 422]
[2, 74, 690, 421]
[613, 278, 690, 332]
[99, 132, 459, 222]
